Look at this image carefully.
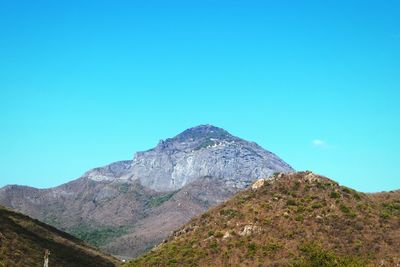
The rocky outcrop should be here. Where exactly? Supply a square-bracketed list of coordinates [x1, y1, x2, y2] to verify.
[239, 224, 261, 236]
[251, 179, 266, 190]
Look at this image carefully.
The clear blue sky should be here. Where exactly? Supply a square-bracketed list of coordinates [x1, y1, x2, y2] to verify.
[0, 1, 399, 192]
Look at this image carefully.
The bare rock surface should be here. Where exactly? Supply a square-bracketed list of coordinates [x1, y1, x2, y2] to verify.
[130, 125, 292, 191]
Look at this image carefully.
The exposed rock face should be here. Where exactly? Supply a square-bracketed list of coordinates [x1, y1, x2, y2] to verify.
[129, 125, 292, 191]
[0, 125, 293, 258]
[251, 179, 266, 190]
[239, 224, 261, 236]
[83, 160, 133, 182]
[81, 125, 293, 192]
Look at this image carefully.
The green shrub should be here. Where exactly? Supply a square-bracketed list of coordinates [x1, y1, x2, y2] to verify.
[339, 204, 350, 214]
[263, 218, 271, 225]
[214, 231, 224, 238]
[348, 212, 357, 219]
[116, 183, 130, 193]
[352, 192, 362, 201]
[219, 209, 239, 218]
[195, 139, 217, 150]
[295, 215, 304, 222]
[209, 240, 219, 253]
[382, 202, 400, 216]
[296, 206, 306, 213]
[247, 242, 257, 257]
[342, 187, 352, 194]
[330, 191, 341, 199]
[262, 241, 281, 254]
[380, 211, 390, 219]
[148, 192, 176, 208]
[287, 199, 298, 206]
[167, 258, 178, 265]
[311, 203, 322, 209]
[315, 182, 326, 190]
[292, 181, 301, 191]
[69, 224, 129, 247]
[292, 242, 365, 267]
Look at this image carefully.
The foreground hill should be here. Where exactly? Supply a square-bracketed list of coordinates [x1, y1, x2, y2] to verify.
[0, 205, 119, 267]
[0, 125, 293, 258]
[126, 172, 400, 266]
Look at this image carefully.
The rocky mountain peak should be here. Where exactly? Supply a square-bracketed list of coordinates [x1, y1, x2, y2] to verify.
[72, 125, 293, 192]
[132, 125, 293, 192]
[154, 124, 236, 153]
[173, 124, 234, 142]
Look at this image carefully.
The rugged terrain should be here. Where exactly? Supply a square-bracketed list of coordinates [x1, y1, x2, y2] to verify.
[126, 172, 400, 266]
[0, 125, 293, 258]
[0, 205, 119, 267]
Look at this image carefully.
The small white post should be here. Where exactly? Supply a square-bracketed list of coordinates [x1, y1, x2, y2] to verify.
[43, 249, 50, 267]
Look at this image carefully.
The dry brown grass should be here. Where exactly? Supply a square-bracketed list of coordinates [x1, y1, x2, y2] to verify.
[125, 172, 400, 267]
[0, 205, 120, 267]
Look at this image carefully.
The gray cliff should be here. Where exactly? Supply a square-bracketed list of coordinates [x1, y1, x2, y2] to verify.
[128, 125, 293, 191]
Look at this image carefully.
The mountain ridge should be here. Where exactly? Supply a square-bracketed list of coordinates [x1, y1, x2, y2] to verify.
[0, 125, 293, 258]
[126, 172, 400, 266]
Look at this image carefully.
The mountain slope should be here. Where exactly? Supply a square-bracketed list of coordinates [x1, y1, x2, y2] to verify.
[0, 125, 293, 258]
[0, 205, 119, 267]
[126, 172, 400, 266]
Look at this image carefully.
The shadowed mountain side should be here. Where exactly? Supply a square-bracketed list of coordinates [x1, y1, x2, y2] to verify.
[0, 205, 119, 267]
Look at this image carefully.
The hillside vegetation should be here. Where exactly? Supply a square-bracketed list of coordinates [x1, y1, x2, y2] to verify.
[0, 125, 293, 258]
[126, 172, 400, 266]
[0, 205, 119, 267]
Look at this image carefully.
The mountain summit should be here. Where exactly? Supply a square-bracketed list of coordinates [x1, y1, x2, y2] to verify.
[0, 125, 293, 258]
[170, 124, 234, 142]
[130, 125, 293, 191]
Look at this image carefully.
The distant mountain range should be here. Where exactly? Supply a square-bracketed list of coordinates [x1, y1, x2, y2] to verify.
[0, 125, 293, 258]
[0, 204, 118, 267]
[126, 172, 400, 266]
